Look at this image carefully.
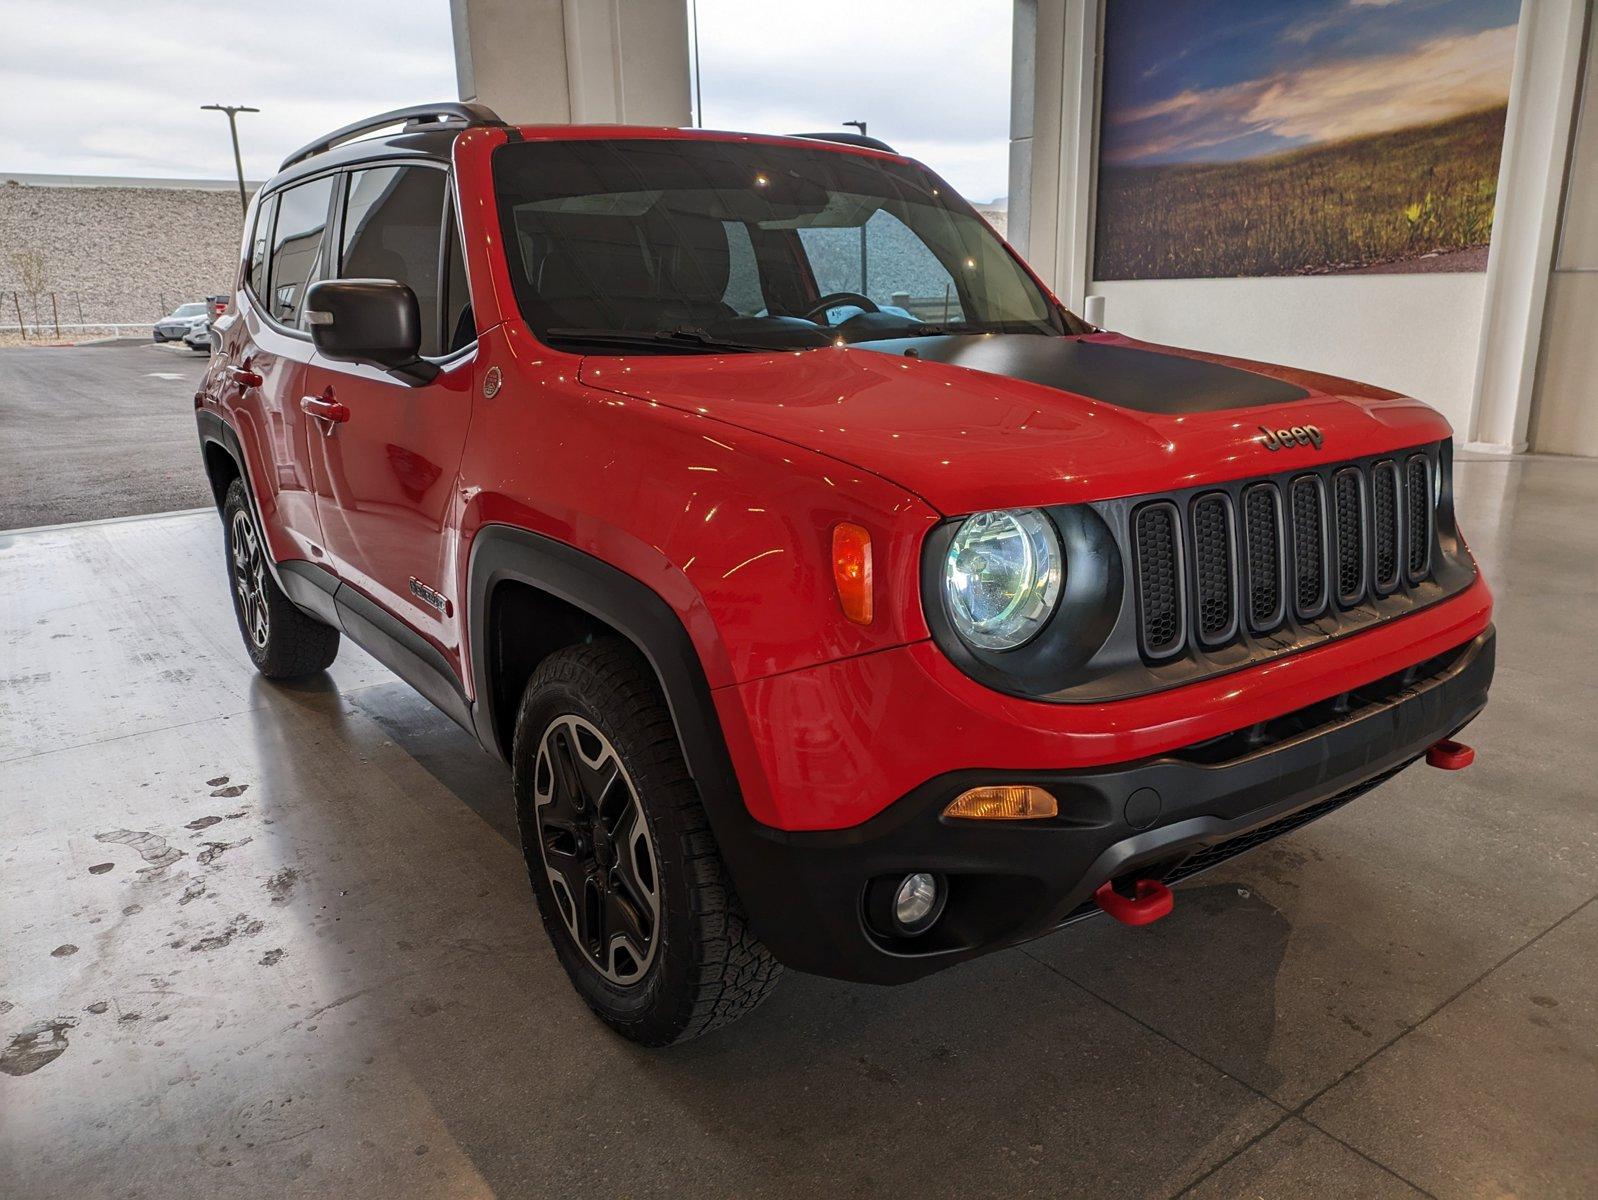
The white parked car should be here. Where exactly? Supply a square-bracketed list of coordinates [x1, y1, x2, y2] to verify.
[153, 302, 210, 342]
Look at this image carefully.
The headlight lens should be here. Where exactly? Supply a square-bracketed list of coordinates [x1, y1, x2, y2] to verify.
[943, 508, 1062, 650]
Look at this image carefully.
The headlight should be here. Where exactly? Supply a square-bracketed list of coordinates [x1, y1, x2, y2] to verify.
[943, 508, 1062, 650]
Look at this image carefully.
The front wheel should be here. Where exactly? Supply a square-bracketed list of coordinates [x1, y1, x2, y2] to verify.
[512, 639, 781, 1045]
[221, 478, 339, 678]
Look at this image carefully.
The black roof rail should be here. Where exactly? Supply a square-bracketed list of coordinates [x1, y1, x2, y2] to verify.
[789, 131, 897, 154]
[279, 102, 506, 172]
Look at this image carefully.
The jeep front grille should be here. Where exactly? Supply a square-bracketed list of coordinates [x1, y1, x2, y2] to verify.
[1127, 446, 1442, 662]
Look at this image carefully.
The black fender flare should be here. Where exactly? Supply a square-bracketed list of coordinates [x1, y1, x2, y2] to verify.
[465, 524, 746, 825]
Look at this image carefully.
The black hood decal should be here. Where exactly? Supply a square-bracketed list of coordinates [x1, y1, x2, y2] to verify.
[857, 334, 1311, 415]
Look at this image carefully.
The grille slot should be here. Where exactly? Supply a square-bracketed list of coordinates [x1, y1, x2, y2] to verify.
[1333, 467, 1366, 604]
[1190, 493, 1236, 645]
[1405, 454, 1432, 581]
[1371, 460, 1401, 593]
[1289, 476, 1328, 618]
[1242, 484, 1284, 631]
[1132, 501, 1185, 658]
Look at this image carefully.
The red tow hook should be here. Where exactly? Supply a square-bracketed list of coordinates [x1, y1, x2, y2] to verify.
[1426, 738, 1475, 770]
[1094, 878, 1174, 926]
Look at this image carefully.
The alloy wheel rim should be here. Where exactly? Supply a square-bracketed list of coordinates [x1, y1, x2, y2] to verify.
[533, 715, 660, 986]
[229, 509, 270, 649]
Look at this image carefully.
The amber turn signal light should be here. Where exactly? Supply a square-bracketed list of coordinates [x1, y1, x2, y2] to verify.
[943, 785, 1059, 821]
[831, 521, 873, 624]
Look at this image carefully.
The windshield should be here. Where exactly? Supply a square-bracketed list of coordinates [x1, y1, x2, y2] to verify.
[492, 138, 1071, 353]
[172, 303, 207, 318]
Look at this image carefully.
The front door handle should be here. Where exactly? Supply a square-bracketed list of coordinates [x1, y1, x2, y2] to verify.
[300, 393, 351, 434]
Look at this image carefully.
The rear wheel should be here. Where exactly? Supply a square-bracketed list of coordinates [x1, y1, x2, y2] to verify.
[512, 639, 781, 1045]
[221, 478, 339, 678]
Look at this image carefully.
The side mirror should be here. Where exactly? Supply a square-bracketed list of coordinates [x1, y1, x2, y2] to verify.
[304, 279, 438, 385]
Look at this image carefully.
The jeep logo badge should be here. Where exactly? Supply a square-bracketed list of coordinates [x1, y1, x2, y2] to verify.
[1258, 424, 1323, 452]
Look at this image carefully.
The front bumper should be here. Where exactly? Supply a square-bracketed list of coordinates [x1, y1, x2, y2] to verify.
[720, 627, 1493, 984]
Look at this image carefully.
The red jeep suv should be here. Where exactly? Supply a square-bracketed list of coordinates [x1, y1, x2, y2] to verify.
[196, 104, 1493, 1044]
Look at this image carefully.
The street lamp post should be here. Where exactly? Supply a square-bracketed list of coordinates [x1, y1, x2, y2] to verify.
[201, 104, 259, 214]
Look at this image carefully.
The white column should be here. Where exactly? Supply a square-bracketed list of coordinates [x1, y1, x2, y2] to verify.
[1007, 0, 1098, 311]
[451, 0, 691, 127]
[1466, 0, 1590, 453]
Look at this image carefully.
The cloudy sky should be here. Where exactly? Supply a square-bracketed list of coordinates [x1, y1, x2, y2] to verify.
[1101, 0, 1520, 166]
[0, 0, 1015, 201]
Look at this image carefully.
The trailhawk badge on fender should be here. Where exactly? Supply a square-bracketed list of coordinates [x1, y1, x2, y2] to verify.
[1258, 423, 1324, 452]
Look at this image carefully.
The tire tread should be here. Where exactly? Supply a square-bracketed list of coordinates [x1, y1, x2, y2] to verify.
[513, 638, 780, 1045]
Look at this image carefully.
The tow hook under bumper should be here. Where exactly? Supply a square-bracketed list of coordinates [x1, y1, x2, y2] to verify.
[1093, 878, 1174, 926]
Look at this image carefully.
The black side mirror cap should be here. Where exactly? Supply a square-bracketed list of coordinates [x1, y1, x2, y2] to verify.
[304, 279, 439, 385]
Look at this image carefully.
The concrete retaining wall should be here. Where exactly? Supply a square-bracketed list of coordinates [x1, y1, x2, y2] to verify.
[0, 180, 248, 326]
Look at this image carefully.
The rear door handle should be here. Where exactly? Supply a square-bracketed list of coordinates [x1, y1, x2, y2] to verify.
[227, 364, 263, 389]
[300, 394, 351, 433]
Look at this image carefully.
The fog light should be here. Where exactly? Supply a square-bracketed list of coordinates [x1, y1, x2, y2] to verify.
[866, 871, 947, 938]
[894, 873, 939, 929]
[943, 785, 1058, 821]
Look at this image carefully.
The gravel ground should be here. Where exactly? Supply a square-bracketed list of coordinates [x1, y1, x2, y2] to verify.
[0, 338, 213, 529]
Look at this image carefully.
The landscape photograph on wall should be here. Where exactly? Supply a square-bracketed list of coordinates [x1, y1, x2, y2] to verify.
[1094, 0, 1520, 280]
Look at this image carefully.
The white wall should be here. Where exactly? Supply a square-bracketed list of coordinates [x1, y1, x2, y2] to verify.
[1091, 274, 1488, 435]
[1529, 3, 1598, 456]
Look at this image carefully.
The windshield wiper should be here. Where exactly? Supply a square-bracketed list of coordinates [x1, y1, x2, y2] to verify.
[543, 327, 785, 354]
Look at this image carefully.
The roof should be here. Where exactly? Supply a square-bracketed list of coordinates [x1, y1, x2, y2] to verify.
[265, 102, 907, 194]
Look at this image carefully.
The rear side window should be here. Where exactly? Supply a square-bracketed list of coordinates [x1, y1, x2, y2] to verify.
[245, 194, 276, 299]
[341, 165, 448, 356]
[267, 176, 335, 327]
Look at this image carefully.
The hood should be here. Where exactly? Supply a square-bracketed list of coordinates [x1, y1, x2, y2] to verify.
[577, 332, 1453, 514]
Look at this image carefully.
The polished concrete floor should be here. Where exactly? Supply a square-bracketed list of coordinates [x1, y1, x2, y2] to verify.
[1, 455, 1594, 1199]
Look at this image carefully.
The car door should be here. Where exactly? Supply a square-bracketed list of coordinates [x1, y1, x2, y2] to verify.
[220, 175, 338, 561]
[302, 161, 477, 675]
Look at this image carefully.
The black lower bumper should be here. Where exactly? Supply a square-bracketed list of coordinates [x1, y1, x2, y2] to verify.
[723, 628, 1495, 984]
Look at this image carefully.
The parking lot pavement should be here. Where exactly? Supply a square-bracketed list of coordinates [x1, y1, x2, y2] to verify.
[0, 338, 214, 529]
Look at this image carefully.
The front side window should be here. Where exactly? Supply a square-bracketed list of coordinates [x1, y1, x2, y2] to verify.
[492, 139, 1066, 353]
[267, 176, 335, 327]
[341, 164, 448, 357]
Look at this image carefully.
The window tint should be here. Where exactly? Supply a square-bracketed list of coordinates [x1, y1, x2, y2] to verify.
[245, 194, 276, 299]
[267, 177, 334, 327]
[342, 165, 448, 356]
